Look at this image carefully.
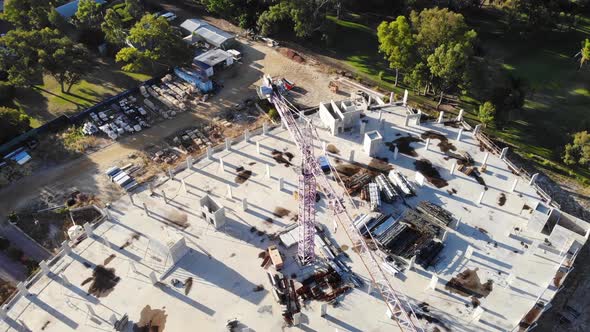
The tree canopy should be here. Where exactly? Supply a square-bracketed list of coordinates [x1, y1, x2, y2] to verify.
[377, 16, 414, 86]
[0, 107, 32, 144]
[478, 101, 496, 127]
[564, 131, 590, 167]
[1, 0, 53, 30]
[74, 0, 103, 30]
[115, 14, 194, 72]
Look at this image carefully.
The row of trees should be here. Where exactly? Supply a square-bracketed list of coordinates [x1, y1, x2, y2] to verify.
[377, 8, 476, 107]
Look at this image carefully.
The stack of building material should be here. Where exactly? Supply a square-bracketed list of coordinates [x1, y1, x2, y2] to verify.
[266, 272, 300, 325]
[375, 174, 399, 202]
[388, 170, 415, 197]
[416, 201, 453, 228]
[344, 171, 372, 194]
[368, 183, 381, 211]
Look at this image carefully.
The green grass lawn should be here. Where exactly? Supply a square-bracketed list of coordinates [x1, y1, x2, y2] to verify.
[12, 60, 151, 127]
[317, 11, 590, 183]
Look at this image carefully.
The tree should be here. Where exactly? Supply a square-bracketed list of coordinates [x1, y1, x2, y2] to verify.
[478, 101, 496, 126]
[257, 0, 333, 38]
[0, 29, 44, 87]
[102, 8, 127, 45]
[0, 107, 32, 144]
[48, 8, 70, 33]
[125, 0, 144, 19]
[1, 0, 53, 30]
[377, 16, 414, 86]
[410, 7, 471, 57]
[579, 38, 590, 69]
[403, 62, 430, 94]
[116, 14, 194, 72]
[427, 37, 475, 107]
[564, 131, 590, 167]
[75, 0, 103, 30]
[38, 30, 93, 92]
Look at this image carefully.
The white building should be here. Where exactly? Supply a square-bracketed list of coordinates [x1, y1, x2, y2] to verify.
[319, 99, 364, 135]
[200, 195, 226, 229]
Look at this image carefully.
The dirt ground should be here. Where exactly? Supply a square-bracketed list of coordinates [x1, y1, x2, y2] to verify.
[0, 37, 344, 219]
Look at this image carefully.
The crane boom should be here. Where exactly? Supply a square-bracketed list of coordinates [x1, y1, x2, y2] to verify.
[262, 76, 423, 332]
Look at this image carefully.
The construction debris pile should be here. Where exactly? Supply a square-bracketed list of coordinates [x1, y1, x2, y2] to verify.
[86, 95, 153, 140]
[266, 271, 300, 325]
[297, 267, 352, 303]
[167, 126, 215, 154]
[355, 201, 452, 269]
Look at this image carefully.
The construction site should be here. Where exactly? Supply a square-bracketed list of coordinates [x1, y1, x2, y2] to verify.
[0, 76, 588, 332]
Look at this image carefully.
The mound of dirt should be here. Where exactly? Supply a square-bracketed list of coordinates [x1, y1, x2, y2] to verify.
[279, 48, 305, 63]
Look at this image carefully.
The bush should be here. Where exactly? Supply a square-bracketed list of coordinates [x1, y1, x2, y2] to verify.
[6, 247, 23, 261]
[268, 108, 279, 120]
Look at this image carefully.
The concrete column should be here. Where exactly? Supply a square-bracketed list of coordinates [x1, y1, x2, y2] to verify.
[162, 191, 168, 204]
[60, 273, 71, 286]
[349, 150, 355, 162]
[149, 183, 154, 195]
[186, 156, 193, 169]
[427, 275, 438, 291]
[415, 111, 421, 126]
[104, 208, 112, 221]
[360, 121, 366, 136]
[0, 305, 7, 320]
[242, 198, 248, 211]
[181, 179, 187, 194]
[454, 217, 462, 230]
[149, 271, 158, 285]
[529, 173, 539, 185]
[143, 202, 149, 216]
[472, 307, 484, 323]
[225, 137, 232, 150]
[437, 111, 444, 124]
[473, 124, 482, 135]
[244, 129, 250, 142]
[457, 109, 464, 121]
[86, 303, 97, 318]
[465, 246, 474, 260]
[408, 256, 416, 270]
[227, 184, 233, 199]
[511, 179, 519, 192]
[277, 178, 284, 191]
[256, 141, 261, 155]
[61, 241, 72, 255]
[505, 273, 515, 287]
[292, 313, 302, 326]
[425, 138, 430, 151]
[404, 114, 410, 127]
[129, 261, 138, 274]
[206, 146, 213, 160]
[380, 118, 385, 129]
[320, 303, 328, 318]
[17, 282, 29, 296]
[477, 190, 485, 205]
[389, 92, 394, 104]
[266, 164, 271, 179]
[219, 157, 225, 173]
[102, 236, 110, 249]
[482, 152, 490, 167]
[322, 141, 327, 154]
[128, 192, 134, 204]
[39, 261, 50, 276]
[378, 110, 383, 121]
[367, 95, 372, 106]
[441, 230, 449, 242]
[456, 128, 463, 142]
[263, 122, 268, 135]
[450, 161, 457, 175]
[393, 145, 399, 160]
[168, 168, 174, 180]
[500, 147, 509, 159]
[83, 222, 93, 238]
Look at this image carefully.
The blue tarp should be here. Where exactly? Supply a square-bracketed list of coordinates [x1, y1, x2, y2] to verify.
[174, 67, 213, 93]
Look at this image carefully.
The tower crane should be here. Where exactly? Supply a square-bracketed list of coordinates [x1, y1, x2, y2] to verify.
[260, 76, 423, 332]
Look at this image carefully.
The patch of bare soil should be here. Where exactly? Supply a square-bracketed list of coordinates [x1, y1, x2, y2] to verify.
[279, 48, 305, 63]
[184, 277, 193, 295]
[103, 254, 116, 266]
[421, 131, 456, 153]
[164, 210, 189, 228]
[120, 233, 141, 250]
[273, 207, 290, 218]
[235, 166, 253, 184]
[387, 135, 423, 157]
[414, 159, 448, 188]
[133, 305, 167, 332]
[445, 268, 493, 298]
[271, 150, 293, 167]
[368, 158, 392, 173]
[0, 278, 16, 304]
[498, 193, 507, 206]
[326, 144, 340, 154]
[335, 163, 361, 177]
[84, 265, 120, 298]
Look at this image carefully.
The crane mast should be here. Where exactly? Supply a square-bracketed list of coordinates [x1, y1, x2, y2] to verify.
[262, 76, 423, 332]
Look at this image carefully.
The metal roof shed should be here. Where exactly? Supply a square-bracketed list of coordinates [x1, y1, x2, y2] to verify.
[180, 18, 236, 49]
[194, 49, 234, 69]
